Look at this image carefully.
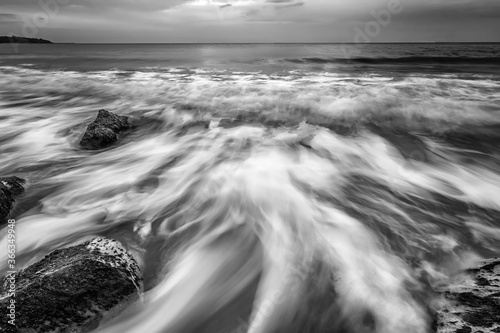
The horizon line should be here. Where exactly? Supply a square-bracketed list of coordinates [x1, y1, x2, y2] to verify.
[34, 41, 500, 45]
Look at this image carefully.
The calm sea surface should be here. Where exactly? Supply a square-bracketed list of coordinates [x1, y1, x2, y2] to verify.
[1, 43, 500, 73]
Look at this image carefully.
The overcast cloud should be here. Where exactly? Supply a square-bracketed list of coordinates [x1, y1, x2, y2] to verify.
[1, 0, 499, 42]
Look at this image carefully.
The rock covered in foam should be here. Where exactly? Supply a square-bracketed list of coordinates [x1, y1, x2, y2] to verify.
[436, 258, 500, 333]
[0, 237, 142, 333]
[80, 109, 132, 149]
[0, 176, 25, 224]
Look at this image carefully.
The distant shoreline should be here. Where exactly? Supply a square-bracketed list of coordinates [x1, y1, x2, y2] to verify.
[1, 38, 499, 45]
[0, 36, 53, 44]
[58, 42, 500, 44]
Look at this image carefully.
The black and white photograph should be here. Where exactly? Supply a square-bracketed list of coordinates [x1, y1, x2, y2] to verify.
[1, 0, 499, 332]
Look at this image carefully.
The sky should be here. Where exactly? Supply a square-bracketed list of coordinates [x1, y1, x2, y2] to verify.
[1, 0, 500, 43]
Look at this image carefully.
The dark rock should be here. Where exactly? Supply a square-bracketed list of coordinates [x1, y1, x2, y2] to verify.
[0, 237, 142, 333]
[261, 118, 287, 128]
[178, 120, 210, 135]
[213, 118, 264, 129]
[0, 176, 25, 224]
[217, 118, 249, 129]
[80, 110, 132, 149]
[0, 176, 25, 196]
[436, 258, 500, 333]
[211, 115, 298, 130]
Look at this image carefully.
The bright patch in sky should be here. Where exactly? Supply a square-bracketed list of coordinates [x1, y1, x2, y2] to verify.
[0, 0, 499, 42]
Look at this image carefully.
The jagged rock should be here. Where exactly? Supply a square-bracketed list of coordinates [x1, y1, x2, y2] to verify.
[80, 110, 132, 149]
[435, 258, 500, 333]
[0, 237, 143, 333]
[0, 176, 25, 224]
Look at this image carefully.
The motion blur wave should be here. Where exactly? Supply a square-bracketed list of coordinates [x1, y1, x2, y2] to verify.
[1, 44, 500, 333]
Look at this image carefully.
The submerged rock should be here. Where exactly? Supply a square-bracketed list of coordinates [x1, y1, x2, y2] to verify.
[217, 118, 249, 129]
[212, 118, 264, 129]
[80, 109, 132, 149]
[0, 176, 25, 224]
[0, 237, 142, 333]
[436, 258, 500, 333]
[178, 120, 210, 135]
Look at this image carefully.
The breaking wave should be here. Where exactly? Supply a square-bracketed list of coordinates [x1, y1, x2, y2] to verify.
[1, 63, 500, 333]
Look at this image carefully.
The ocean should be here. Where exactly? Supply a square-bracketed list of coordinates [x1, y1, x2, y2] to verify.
[1, 43, 500, 333]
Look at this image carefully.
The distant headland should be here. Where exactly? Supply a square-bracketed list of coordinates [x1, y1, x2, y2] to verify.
[0, 36, 53, 44]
